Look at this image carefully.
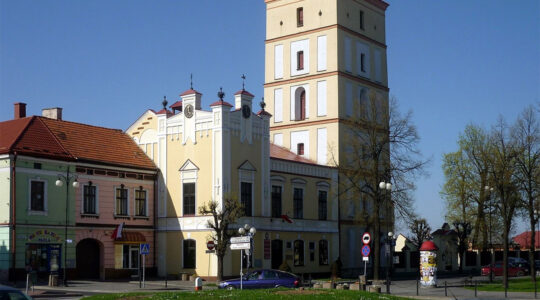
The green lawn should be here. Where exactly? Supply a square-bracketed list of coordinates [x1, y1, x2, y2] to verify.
[81, 288, 415, 300]
[467, 277, 540, 292]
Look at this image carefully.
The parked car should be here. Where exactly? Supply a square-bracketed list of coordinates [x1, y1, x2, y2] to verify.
[0, 285, 33, 300]
[218, 269, 300, 289]
[509, 257, 530, 270]
[481, 261, 528, 277]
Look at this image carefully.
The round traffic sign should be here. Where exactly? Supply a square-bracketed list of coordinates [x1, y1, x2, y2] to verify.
[362, 232, 371, 245]
[207, 240, 215, 250]
[361, 245, 371, 257]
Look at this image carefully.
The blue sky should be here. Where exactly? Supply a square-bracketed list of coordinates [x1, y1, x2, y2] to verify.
[1, 1, 539, 234]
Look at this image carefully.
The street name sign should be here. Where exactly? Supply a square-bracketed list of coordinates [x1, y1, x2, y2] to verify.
[231, 236, 250, 244]
[230, 242, 250, 250]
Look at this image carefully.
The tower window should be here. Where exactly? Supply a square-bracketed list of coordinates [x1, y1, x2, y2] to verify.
[295, 88, 306, 121]
[360, 10, 365, 30]
[297, 143, 304, 155]
[297, 7, 303, 27]
[297, 51, 304, 70]
[361, 53, 366, 72]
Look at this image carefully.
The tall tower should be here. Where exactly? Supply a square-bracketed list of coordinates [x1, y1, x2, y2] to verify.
[264, 0, 390, 274]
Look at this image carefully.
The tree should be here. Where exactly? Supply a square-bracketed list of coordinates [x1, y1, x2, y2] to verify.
[487, 117, 520, 290]
[512, 105, 540, 282]
[408, 218, 432, 249]
[198, 196, 244, 281]
[333, 94, 427, 280]
[453, 221, 472, 272]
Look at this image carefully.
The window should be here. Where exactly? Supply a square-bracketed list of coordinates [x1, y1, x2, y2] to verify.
[361, 53, 366, 72]
[135, 188, 147, 216]
[318, 190, 327, 220]
[271, 185, 282, 218]
[360, 10, 365, 30]
[115, 185, 128, 216]
[30, 180, 45, 211]
[183, 183, 195, 215]
[297, 143, 304, 156]
[122, 245, 139, 269]
[294, 88, 306, 121]
[294, 240, 304, 266]
[293, 188, 303, 219]
[297, 7, 303, 27]
[241, 182, 252, 217]
[319, 240, 329, 265]
[83, 183, 97, 214]
[183, 239, 196, 268]
[309, 242, 315, 262]
[297, 51, 304, 70]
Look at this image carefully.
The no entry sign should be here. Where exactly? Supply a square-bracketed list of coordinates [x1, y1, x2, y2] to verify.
[207, 240, 215, 251]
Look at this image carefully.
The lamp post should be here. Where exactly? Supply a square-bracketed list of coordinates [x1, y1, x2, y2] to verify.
[238, 224, 256, 290]
[55, 170, 79, 287]
[379, 181, 392, 294]
[484, 185, 494, 283]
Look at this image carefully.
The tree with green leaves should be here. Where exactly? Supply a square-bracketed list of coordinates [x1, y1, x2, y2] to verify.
[198, 196, 244, 281]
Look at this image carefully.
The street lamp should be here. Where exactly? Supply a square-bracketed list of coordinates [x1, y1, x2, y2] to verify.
[56, 172, 79, 287]
[484, 185, 494, 283]
[238, 224, 256, 290]
[379, 181, 392, 294]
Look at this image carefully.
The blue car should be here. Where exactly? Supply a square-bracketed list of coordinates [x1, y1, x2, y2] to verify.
[218, 269, 300, 289]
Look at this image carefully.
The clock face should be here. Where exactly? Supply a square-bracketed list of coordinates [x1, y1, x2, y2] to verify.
[242, 104, 251, 119]
[185, 104, 194, 118]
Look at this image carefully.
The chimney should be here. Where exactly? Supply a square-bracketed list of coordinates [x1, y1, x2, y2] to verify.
[42, 107, 63, 120]
[14, 103, 27, 119]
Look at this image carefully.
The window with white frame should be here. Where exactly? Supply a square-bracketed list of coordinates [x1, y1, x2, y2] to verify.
[318, 190, 328, 220]
[241, 182, 253, 217]
[294, 240, 304, 266]
[122, 244, 139, 269]
[319, 240, 329, 265]
[115, 185, 128, 216]
[30, 180, 45, 212]
[293, 188, 303, 219]
[83, 182, 97, 214]
[183, 183, 195, 216]
[271, 185, 282, 218]
[238, 161, 256, 217]
[135, 187, 147, 217]
[179, 159, 199, 216]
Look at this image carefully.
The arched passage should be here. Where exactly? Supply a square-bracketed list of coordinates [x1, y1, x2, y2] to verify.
[76, 238, 101, 279]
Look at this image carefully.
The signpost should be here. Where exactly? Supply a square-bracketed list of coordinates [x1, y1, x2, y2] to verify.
[362, 232, 371, 276]
[140, 243, 150, 288]
[230, 236, 252, 290]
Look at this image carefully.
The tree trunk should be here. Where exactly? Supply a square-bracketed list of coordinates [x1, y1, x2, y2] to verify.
[458, 250, 464, 272]
[373, 205, 381, 280]
[503, 226, 509, 289]
[217, 254, 224, 281]
[530, 214, 536, 283]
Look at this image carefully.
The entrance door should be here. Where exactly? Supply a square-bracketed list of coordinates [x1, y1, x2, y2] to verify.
[271, 240, 283, 270]
[76, 239, 100, 279]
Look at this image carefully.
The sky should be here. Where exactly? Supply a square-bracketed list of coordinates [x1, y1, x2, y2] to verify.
[1, 0, 539, 235]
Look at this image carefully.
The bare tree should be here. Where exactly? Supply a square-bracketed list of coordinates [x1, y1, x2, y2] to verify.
[408, 218, 432, 249]
[512, 105, 540, 282]
[198, 196, 244, 281]
[333, 94, 427, 280]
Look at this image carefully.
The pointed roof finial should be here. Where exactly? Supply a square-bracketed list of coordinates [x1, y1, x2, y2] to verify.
[190, 73, 193, 89]
[217, 87, 225, 101]
[260, 97, 266, 111]
[162, 96, 168, 109]
[241, 74, 246, 90]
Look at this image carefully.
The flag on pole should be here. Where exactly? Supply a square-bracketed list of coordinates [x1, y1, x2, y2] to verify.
[111, 222, 124, 240]
[281, 214, 293, 223]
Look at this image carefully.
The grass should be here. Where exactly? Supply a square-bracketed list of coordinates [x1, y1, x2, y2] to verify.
[81, 288, 415, 300]
[466, 277, 540, 292]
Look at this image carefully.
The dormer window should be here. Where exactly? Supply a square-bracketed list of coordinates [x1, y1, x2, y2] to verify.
[297, 143, 305, 155]
[297, 51, 304, 70]
[297, 7, 303, 27]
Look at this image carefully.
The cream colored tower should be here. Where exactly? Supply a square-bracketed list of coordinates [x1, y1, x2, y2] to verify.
[264, 0, 390, 274]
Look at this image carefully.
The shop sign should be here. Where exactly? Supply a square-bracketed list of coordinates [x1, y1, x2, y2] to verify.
[27, 230, 62, 243]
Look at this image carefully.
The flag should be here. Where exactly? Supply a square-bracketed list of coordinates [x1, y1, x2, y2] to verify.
[111, 222, 124, 240]
[281, 214, 293, 223]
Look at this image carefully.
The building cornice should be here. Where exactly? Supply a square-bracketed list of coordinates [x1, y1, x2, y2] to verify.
[264, 71, 389, 91]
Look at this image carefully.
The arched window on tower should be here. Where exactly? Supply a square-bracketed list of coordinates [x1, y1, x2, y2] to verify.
[294, 87, 306, 121]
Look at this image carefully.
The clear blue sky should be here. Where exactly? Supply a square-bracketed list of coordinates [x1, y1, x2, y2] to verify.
[1, 1, 539, 234]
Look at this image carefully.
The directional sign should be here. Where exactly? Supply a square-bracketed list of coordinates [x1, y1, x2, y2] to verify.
[361, 245, 371, 257]
[230, 242, 251, 250]
[362, 232, 371, 245]
[231, 236, 251, 244]
[207, 240, 215, 250]
[140, 243, 150, 255]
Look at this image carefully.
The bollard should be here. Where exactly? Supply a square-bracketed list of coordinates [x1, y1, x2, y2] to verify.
[474, 280, 477, 297]
[194, 277, 203, 291]
[416, 278, 419, 296]
[26, 273, 30, 295]
[444, 281, 447, 297]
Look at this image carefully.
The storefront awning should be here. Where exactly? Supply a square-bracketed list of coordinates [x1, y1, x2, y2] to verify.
[114, 232, 146, 243]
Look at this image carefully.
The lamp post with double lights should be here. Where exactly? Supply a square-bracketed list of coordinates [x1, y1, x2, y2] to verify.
[238, 224, 256, 274]
[484, 185, 494, 283]
[55, 170, 79, 287]
[379, 181, 392, 294]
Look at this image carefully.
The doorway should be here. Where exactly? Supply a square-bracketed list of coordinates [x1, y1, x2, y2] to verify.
[271, 239, 283, 270]
[76, 239, 101, 279]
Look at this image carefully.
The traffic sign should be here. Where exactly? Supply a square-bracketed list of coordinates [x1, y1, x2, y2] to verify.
[362, 232, 371, 245]
[231, 236, 250, 243]
[207, 240, 215, 250]
[140, 243, 150, 255]
[361, 245, 371, 257]
[230, 242, 251, 250]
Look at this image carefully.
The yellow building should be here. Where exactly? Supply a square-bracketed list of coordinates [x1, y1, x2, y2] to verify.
[263, 0, 391, 275]
[127, 88, 339, 279]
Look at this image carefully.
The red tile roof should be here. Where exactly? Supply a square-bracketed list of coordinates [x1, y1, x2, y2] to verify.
[270, 143, 320, 165]
[0, 116, 156, 170]
[257, 110, 272, 117]
[234, 89, 254, 97]
[115, 231, 146, 243]
[180, 89, 202, 96]
[210, 100, 233, 107]
[156, 109, 173, 116]
[513, 231, 540, 249]
[169, 101, 183, 109]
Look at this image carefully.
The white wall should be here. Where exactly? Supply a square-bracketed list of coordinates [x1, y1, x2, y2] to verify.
[317, 35, 327, 71]
[290, 130, 309, 157]
[291, 39, 310, 76]
[274, 88, 283, 123]
[317, 81, 327, 117]
[274, 44, 283, 79]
